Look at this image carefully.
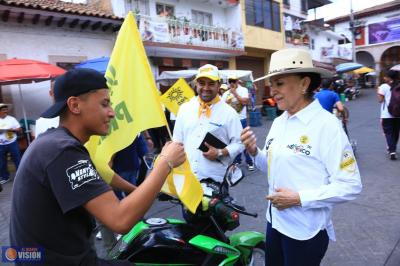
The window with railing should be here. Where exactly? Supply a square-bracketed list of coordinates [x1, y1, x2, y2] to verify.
[245, 0, 281, 32]
[191, 10, 213, 26]
[156, 2, 174, 17]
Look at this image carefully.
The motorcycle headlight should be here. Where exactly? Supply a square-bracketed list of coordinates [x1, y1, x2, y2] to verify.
[213, 246, 239, 256]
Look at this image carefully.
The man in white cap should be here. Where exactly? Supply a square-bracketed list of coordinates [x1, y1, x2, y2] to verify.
[222, 75, 254, 171]
[0, 103, 22, 184]
[173, 64, 243, 184]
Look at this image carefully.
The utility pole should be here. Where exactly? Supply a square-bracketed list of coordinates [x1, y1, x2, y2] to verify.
[349, 0, 356, 62]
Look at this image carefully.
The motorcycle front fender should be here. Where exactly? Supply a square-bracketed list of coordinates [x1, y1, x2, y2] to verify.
[229, 231, 265, 248]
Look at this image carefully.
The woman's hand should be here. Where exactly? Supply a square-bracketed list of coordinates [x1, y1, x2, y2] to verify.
[240, 127, 258, 156]
[160, 141, 185, 168]
[266, 188, 301, 211]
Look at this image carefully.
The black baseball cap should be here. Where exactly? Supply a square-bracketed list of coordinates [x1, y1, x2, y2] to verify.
[41, 68, 108, 118]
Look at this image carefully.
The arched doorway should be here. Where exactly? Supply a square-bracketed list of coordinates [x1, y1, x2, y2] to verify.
[356, 51, 374, 68]
[381, 46, 400, 74]
[356, 51, 375, 88]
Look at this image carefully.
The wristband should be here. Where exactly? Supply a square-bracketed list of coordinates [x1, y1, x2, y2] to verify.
[159, 154, 174, 171]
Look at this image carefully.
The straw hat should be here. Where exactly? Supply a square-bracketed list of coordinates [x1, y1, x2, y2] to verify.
[255, 48, 333, 82]
[219, 84, 228, 92]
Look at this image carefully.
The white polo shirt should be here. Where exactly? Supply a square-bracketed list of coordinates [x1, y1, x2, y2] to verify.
[173, 97, 244, 183]
[254, 100, 362, 241]
[0, 115, 20, 145]
[377, 83, 393, 119]
[222, 85, 249, 120]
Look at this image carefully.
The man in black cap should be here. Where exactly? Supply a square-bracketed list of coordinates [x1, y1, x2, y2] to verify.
[9, 68, 185, 265]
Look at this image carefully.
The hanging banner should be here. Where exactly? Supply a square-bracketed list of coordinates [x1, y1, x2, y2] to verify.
[368, 17, 400, 44]
[140, 18, 170, 43]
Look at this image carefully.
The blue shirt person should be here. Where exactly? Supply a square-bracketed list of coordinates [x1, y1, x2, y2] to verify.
[315, 78, 344, 113]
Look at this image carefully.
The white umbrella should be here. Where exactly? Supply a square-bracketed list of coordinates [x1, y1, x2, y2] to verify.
[390, 64, 400, 71]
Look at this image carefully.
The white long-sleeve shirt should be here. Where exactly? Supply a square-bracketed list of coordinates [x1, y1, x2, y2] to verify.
[254, 100, 362, 241]
[173, 97, 244, 183]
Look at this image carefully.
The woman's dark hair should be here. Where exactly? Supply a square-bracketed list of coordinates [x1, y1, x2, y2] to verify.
[297, 73, 322, 100]
[385, 70, 399, 89]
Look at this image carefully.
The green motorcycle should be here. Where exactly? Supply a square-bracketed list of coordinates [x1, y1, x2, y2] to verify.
[108, 164, 266, 265]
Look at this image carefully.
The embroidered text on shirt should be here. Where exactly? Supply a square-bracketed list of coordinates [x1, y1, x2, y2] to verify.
[66, 160, 100, 190]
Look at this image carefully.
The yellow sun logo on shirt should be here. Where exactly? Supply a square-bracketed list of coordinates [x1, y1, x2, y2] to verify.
[300, 135, 309, 144]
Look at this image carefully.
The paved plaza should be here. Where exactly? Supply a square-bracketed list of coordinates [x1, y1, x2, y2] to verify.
[1, 88, 399, 265]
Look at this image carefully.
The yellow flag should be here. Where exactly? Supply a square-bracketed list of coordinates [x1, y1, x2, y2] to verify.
[85, 11, 167, 177]
[160, 157, 203, 213]
[160, 78, 195, 116]
[85, 11, 203, 213]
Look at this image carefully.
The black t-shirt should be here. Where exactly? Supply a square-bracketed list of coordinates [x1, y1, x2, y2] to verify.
[10, 127, 114, 266]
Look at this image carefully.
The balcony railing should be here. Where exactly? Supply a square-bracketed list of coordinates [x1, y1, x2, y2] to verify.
[136, 14, 244, 51]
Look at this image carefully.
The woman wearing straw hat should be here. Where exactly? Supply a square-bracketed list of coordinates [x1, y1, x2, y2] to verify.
[241, 48, 362, 265]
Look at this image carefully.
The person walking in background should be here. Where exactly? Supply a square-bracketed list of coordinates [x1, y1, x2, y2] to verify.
[377, 70, 400, 160]
[0, 103, 21, 184]
[315, 78, 345, 114]
[222, 75, 254, 171]
[241, 48, 362, 266]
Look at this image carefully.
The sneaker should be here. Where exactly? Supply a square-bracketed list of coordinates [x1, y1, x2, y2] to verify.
[248, 164, 255, 171]
[390, 152, 397, 160]
[96, 231, 102, 240]
[0, 178, 9, 185]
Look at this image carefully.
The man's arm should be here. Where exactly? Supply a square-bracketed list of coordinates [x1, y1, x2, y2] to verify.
[377, 93, 384, 103]
[377, 85, 385, 103]
[230, 86, 249, 105]
[84, 142, 185, 234]
[109, 173, 136, 194]
[335, 100, 345, 113]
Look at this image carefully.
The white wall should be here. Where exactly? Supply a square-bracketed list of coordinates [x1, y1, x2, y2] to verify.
[284, 0, 307, 19]
[225, 4, 241, 33]
[112, 0, 126, 17]
[308, 29, 343, 62]
[0, 22, 115, 120]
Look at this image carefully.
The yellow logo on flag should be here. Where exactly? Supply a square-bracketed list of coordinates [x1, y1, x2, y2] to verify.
[160, 78, 195, 116]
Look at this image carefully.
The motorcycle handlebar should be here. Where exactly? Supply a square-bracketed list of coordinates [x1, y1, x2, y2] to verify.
[211, 198, 258, 218]
[228, 203, 258, 218]
[210, 199, 235, 218]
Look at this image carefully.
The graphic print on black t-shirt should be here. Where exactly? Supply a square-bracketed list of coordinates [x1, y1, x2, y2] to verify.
[66, 160, 100, 190]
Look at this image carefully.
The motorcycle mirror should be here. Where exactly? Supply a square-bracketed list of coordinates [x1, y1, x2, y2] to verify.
[225, 164, 244, 187]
